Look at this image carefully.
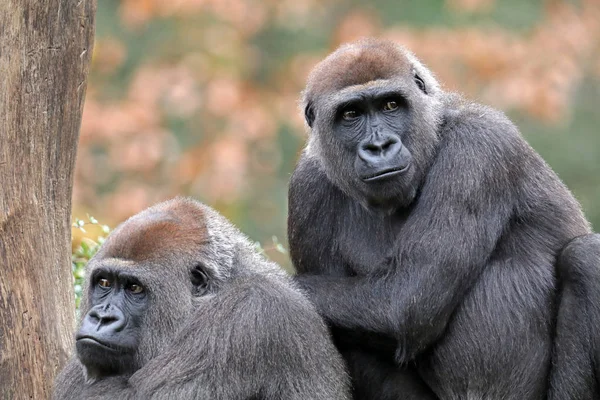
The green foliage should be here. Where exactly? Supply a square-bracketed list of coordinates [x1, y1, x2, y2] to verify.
[254, 236, 288, 256]
[72, 216, 111, 310]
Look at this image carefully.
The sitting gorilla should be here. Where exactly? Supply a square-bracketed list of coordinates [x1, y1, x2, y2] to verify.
[288, 38, 594, 399]
[54, 197, 350, 400]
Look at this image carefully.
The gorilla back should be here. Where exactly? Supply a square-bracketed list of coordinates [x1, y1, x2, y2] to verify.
[288, 38, 592, 399]
[54, 197, 349, 400]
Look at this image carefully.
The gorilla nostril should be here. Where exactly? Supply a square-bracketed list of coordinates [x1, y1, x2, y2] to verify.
[363, 143, 381, 154]
[100, 315, 118, 325]
[386, 140, 403, 155]
[381, 141, 394, 151]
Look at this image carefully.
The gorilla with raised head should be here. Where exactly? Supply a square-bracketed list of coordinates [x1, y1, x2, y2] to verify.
[288, 38, 594, 399]
[54, 197, 350, 400]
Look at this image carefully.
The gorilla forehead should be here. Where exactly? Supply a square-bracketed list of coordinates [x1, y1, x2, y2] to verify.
[99, 198, 210, 263]
[305, 38, 412, 101]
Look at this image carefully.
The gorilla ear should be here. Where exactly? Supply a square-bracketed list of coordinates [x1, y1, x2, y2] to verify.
[190, 263, 212, 296]
[304, 101, 315, 128]
[414, 73, 427, 95]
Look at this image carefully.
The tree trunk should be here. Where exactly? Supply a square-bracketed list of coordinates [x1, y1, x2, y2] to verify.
[0, 0, 96, 398]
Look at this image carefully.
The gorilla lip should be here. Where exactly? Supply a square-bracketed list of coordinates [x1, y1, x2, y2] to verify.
[362, 164, 410, 182]
[76, 336, 118, 352]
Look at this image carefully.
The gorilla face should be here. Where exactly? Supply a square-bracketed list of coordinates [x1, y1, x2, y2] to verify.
[334, 87, 415, 196]
[302, 39, 443, 212]
[76, 267, 148, 377]
[75, 259, 215, 379]
[309, 81, 435, 210]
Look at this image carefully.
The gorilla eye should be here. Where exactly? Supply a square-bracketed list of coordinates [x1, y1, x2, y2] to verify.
[98, 278, 112, 288]
[342, 109, 359, 120]
[414, 74, 427, 94]
[127, 283, 144, 295]
[383, 101, 398, 111]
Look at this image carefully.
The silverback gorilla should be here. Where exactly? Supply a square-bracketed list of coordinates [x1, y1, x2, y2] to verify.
[54, 198, 350, 400]
[288, 38, 597, 399]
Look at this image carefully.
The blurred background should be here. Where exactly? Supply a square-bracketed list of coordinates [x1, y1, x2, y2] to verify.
[73, 0, 600, 271]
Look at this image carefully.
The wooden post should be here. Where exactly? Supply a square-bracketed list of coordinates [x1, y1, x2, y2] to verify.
[0, 0, 96, 398]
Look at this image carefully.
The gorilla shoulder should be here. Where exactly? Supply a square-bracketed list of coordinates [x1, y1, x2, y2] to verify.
[441, 94, 522, 146]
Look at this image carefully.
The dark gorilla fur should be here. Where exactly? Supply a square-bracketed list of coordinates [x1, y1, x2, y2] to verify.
[288, 38, 597, 399]
[550, 233, 600, 399]
[54, 197, 350, 400]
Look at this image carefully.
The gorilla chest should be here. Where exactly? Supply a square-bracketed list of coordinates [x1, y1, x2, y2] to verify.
[335, 207, 406, 276]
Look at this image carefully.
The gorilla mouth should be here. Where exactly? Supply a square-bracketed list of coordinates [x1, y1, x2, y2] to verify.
[76, 336, 118, 352]
[362, 164, 410, 182]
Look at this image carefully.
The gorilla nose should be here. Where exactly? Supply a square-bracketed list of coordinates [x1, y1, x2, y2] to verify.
[87, 305, 126, 332]
[358, 136, 402, 163]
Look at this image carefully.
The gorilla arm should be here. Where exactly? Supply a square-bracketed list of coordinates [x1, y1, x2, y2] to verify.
[53, 361, 132, 400]
[295, 112, 516, 364]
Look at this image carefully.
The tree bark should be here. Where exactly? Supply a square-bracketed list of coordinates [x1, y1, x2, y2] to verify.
[0, 0, 96, 398]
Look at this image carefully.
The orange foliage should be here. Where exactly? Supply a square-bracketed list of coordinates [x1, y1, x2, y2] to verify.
[446, 0, 495, 14]
[381, 0, 600, 122]
[73, 0, 600, 243]
[333, 11, 381, 45]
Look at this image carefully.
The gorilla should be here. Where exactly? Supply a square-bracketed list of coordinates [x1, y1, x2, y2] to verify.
[287, 38, 594, 399]
[54, 197, 350, 400]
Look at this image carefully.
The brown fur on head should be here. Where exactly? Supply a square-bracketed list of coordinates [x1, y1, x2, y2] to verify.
[90, 197, 280, 284]
[303, 38, 441, 119]
[99, 200, 210, 264]
[305, 39, 411, 102]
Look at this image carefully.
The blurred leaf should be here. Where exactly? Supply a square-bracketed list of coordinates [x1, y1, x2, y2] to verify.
[71, 0, 600, 297]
